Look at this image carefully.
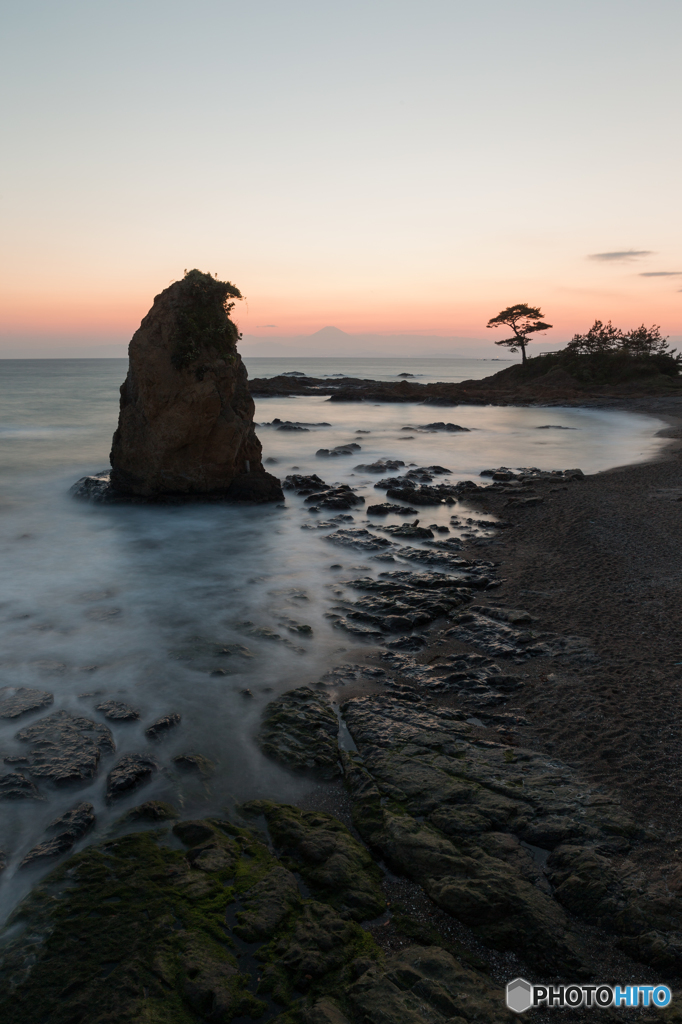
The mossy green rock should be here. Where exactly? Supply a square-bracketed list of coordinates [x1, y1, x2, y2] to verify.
[0, 806, 512, 1023]
[276, 945, 511, 1024]
[0, 823, 262, 1023]
[243, 801, 385, 921]
[258, 687, 340, 779]
[340, 694, 682, 976]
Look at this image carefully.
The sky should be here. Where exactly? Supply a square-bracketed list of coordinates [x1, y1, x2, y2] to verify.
[1, 0, 681, 356]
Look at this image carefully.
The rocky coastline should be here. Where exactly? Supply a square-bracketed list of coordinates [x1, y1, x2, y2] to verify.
[249, 365, 682, 408]
[3, 385, 682, 1022]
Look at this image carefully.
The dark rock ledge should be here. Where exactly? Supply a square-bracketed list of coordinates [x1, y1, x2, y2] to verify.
[259, 686, 682, 979]
[0, 803, 510, 1024]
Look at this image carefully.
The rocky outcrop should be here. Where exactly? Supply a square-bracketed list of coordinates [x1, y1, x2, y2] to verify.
[106, 270, 282, 501]
[258, 686, 341, 779]
[106, 753, 161, 802]
[0, 810, 509, 1024]
[20, 802, 95, 867]
[14, 711, 115, 786]
[248, 363, 682, 404]
[0, 686, 53, 719]
[339, 694, 682, 976]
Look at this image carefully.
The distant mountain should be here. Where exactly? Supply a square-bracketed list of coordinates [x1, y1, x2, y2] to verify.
[308, 326, 351, 338]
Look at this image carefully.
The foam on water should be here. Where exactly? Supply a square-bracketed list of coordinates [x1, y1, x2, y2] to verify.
[0, 359, 668, 921]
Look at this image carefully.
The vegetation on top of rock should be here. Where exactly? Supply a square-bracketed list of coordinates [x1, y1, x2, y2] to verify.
[495, 319, 681, 386]
[171, 269, 242, 370]
[486, 303, 553, 365]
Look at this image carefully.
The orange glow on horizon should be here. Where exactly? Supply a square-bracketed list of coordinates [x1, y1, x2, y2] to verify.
[2, 277, 680, 344]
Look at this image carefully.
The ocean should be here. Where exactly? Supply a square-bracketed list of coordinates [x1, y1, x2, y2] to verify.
[242, 356, 514, 384]
[0, 357, 668, 921]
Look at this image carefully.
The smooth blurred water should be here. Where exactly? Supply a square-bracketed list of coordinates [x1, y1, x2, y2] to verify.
[0, 358, 668, 921]
[243, 355, 513, 384]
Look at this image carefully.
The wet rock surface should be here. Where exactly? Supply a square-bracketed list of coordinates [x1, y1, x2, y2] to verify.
[20, 802, 95, 867]
[0, 812, 510, 1024]
[316, 443, 362, 458]
[14, 711, 115, 785]
[404, 421, 471, 432]
[94, 699, 140, 721]
[259, 687, 341, 779]
[145, 712, 181, 740]
[366, 502, 418, 515]
[106, 753, 162, 802]
[325, 529, 392, 553]
[260, 418, 331, 430]
[124, 799, 179, 822]
[168, 634, 255, 671]
[283, 473, 329, 494]
[380, 649, 524, 708]
[304, 485, 365, 511]
[327, 570, 473, 636]
[243, 801, 386, 922]
[172, 752, 216, 778]
[0, 772, 43, 801]
[340, 693, 681, 975]
[0, 686, 53, 719]
[443, 609, 593, 661]
[354, 459, 405, 473]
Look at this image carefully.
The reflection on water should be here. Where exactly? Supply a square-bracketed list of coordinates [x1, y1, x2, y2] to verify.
[0, 360, 668, 922]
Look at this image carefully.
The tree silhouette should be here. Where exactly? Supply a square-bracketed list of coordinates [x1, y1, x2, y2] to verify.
[486, 303, 552, 365]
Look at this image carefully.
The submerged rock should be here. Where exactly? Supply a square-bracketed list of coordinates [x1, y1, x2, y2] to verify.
[145, 712, 181, 740]
[20, 802, 95, 867]
[304, 485, 365, 511]
[259, 686, 341, 779]
[329, 570, 471, 636]
[172, 753, 215, 778]
[316, 443, 362, 458]
[106, 753, 162, 802]
[366, 502, 418, 515]
[15, 711, 115, 785]
[124, 800, 179, 821]
[404, 422, 470, 432]
[0, 686, 53, 719]
[102, 270, 282, 501]
[94, 699, 140, 721]
[354, 460, 405, 473]
[0, 772, 43, 800]
[283, 472, 329, 494]
[325, 528, 391, 552]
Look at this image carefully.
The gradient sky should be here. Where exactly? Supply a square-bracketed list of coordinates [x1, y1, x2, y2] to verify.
[1, 0, 681, 353]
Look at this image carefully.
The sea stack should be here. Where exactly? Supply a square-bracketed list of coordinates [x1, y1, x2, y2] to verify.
[108, 270, 282, 501]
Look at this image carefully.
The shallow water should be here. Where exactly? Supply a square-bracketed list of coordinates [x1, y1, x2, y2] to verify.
[0, 359, 668, 922]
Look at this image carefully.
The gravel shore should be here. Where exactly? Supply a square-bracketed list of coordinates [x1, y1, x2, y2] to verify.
[461, 397, 682, 835]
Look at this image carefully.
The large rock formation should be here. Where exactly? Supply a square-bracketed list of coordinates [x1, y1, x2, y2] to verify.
[107, 270, 282, 501]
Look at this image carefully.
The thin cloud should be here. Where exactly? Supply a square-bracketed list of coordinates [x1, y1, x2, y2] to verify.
[639, 271, 682, 277]
[588, 249, 654, 261]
